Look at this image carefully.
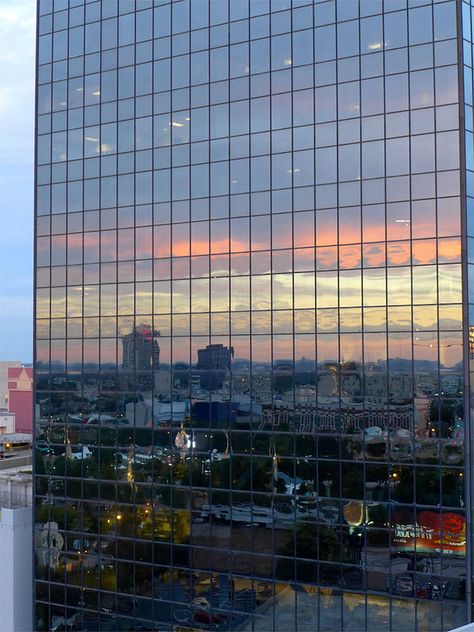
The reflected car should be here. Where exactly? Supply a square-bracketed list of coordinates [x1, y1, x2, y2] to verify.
[341, 568, 366, 590]
[117, 596, 136, 613]
[69, 445, 92, 460]
[193, 610, 224, 626]
[389, 572, 450, 599]
[319, 564, 341, 587]
[191, 597, 211, 611]
[99, 594, 115, 613]
[390, 573, 414, 596]
[173, 609, 191, 625]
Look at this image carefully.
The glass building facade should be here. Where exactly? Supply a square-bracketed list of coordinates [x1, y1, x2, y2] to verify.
[34, 1, 472, 630]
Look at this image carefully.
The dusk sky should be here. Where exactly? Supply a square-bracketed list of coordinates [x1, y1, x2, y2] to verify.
[0, 0, 36, 362]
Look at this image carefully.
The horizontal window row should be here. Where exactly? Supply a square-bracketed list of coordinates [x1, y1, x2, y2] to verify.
[40, 1, 332, 33]
[35, 462, 465, 479]
[35, 188, 462, 224]
[37, 45, 459, 113]
[35, 334, 464, 371]
[34, 411, 464, 439]
[35, 582, 461, 604]
[34, 359, 464, 380]
[40, 31, 457, 76]
[35, 263, 463, 311]
[34, 329, 465, 351]
[34, 461, 466, 499]
[39, 0, 441, 27]
[36, 174, 462, 221]
[38, 113, 461, 170]
[34, 595, 465, 631]
[37, 64, 459, 120]
[36, 154, 461, 206]
[34, 306, 464, 332]
[36, 328, 464, 345]
[35, 216, 463, 244]
[36, 231, 463, 259]
[37, 172, 462, 220]
[36, 253, 464, 280]
[36, 230, 462, 259]
[35, 409, 464, 442]
[33, 441, 465, 468]
[38, 186, 463, 228]
[33, 420, 465, 451]
[35, 198, 462, 238]
[37, 43, 459, 109]
[33, 598, 465, 632]
[35, 303, 464, 336]
[39, 1, 455, 41]
[34, 206, 463, 243]
[35, 250, 464, 286]
[37, 45, 458, 125]
[38, 113, 461, 167]
[37, 3, 456, 67]
[33, 452, 465, 471]
[34, 422, 463, 439]
[32, 599, 465, 632]
[38, 131, 461, 184]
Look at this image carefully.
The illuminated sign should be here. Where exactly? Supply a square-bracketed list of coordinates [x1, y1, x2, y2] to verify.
[259, 406, 413, 433]
[393, 510, 465, 555]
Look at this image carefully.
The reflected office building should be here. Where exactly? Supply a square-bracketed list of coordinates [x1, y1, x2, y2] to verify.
[34, 1, 474, 630]
[121, 324, 160, 390]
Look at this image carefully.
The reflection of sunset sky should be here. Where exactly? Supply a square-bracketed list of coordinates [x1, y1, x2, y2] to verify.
[38, 214, 464, 367]
[38, 206, 462, 265]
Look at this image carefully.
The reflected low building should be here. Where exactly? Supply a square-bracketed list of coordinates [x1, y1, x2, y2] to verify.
[34, 1, 473, 631]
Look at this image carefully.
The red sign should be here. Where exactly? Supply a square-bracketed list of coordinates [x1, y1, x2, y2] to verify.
[393, 510, 465, 555]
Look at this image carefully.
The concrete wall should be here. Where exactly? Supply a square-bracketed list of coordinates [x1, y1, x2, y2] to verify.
[0, 470, 32, 508]
[0, 412, 15, 435]
[0, 507, 32, 632]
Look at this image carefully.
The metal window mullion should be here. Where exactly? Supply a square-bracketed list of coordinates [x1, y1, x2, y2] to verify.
[333, 5, 345, 626]
[456, 0, 473, 625]
[380, 3, 394, 629]
[357, 9, 370, 630]
[406, 6, 420, 632]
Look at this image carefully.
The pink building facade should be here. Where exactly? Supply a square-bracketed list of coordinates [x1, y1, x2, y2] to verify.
[7, 368, 33, 434]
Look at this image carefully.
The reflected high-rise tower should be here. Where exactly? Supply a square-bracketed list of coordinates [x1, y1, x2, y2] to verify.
[35, 1, 472, 630]
[122, 326, 160, 373]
